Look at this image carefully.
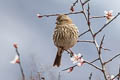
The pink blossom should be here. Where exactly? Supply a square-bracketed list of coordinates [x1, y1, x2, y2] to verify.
[10, 55, 20, 64]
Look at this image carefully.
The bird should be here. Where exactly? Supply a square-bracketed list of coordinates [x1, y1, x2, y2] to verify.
[53, 14, 79, 67]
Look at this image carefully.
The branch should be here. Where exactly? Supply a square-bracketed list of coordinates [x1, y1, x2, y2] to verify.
[70, 0, 79, 12]
[86, 3, 94, 37]
[97, 35, 108, 80]
[90, 16, 105, 19]
[62, 65, 77, 71]
[94, 12, 120, 37]
[83, 0, 90, 5]
[15, 48, 25, 80]
[112, 72, 120, 80]
[90, 58, 100, 63]
[37, 11, 83, 18]
[80, 0, 88, 21]
[77, 40, 94, 43]
[98, 35, 105, 55]
[89, 73, 92, 80]
[84, 61, 102, 71]
[102, 47, 111, 51]
[78, 29, 90, 37]
[61, 60, 102, 72]
[104, 53, 120, 65]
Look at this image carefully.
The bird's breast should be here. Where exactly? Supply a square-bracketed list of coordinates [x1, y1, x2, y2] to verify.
[53, 24, 79, 50]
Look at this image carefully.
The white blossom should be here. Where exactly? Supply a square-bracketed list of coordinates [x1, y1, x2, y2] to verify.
[70, 53, 84, 67]
[10, 55, 20, 64]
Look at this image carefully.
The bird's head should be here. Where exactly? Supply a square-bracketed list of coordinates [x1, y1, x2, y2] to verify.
[56, 14, 72, 25]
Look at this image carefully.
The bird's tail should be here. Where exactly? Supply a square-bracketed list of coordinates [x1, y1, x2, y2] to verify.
[53, 48, 64, 67]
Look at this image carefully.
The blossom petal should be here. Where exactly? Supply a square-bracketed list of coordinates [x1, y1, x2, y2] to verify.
[77, 53, 82, 57]
[109, 10, 113, 13]
[10, 55, 20, 64]
[70, 57, 75, 61]
[104, 10, 108, 14]
[77, 63, 82, 67]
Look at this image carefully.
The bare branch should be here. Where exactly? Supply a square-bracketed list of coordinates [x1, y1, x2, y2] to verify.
[104, 53, 120, 65]
[78, 29, 90, 37]
[62, 65, 77, 71]
[112, 72, 120, 80]
[98, 35, 105, 55]
[80, 0, 88, 21]
[70, 0, 79, 12]
[83, 0, 90, 5]
[102, 47, 111, 51]
[77, 40, 94, 43]
[90, 58, 100, 63]
[86, 3, 94, 37]
[15, 48, 25, 80]
[37, 11, 83, 18]
[94, 12, 120, 37]
[84, 61, 102, 71]
[89, 73, 92, 80]
[90, 16, 105, 19]
[71, 0, 79, 7]
[61, 60, 102, 72]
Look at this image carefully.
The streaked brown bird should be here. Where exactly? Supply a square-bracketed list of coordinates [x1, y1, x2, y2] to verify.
[53, 14, 79, 67]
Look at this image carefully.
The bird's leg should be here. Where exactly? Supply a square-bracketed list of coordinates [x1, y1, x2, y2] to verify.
[68, 49, 74, 57]
[65, 49, 73, 57]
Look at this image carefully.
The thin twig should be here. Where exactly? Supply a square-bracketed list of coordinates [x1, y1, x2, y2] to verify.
[112, 73, 120, 80]
[62, 60, 102, 72]
[98, 35, 108, 80]
[104, 53, 120, 65]
[77, 40, 94, 43]
[83, 0, 90, 5]
[78, 29, 90, 37]
[80, 0, 88, 21]
[90, 58, 100, 63]
[84, 61, 102, 71]
[87, 3, 94, 37]
[89, 73, 92, 80]
[62, 65, 77, 71]
[90, 16, 105, 19]
[102, 47, 111, 51]
[94, 12, 120, 37]
[98, 35, 105, 55]
[38, 11, 83, 18]
[15, 48, 25, 80]
[70, 0, 79, 12]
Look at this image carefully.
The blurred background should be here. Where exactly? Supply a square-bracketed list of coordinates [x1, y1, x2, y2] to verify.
[0, 0, 120, 80]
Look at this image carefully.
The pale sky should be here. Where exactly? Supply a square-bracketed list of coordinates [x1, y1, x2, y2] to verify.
[0, 0, 120, 80]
